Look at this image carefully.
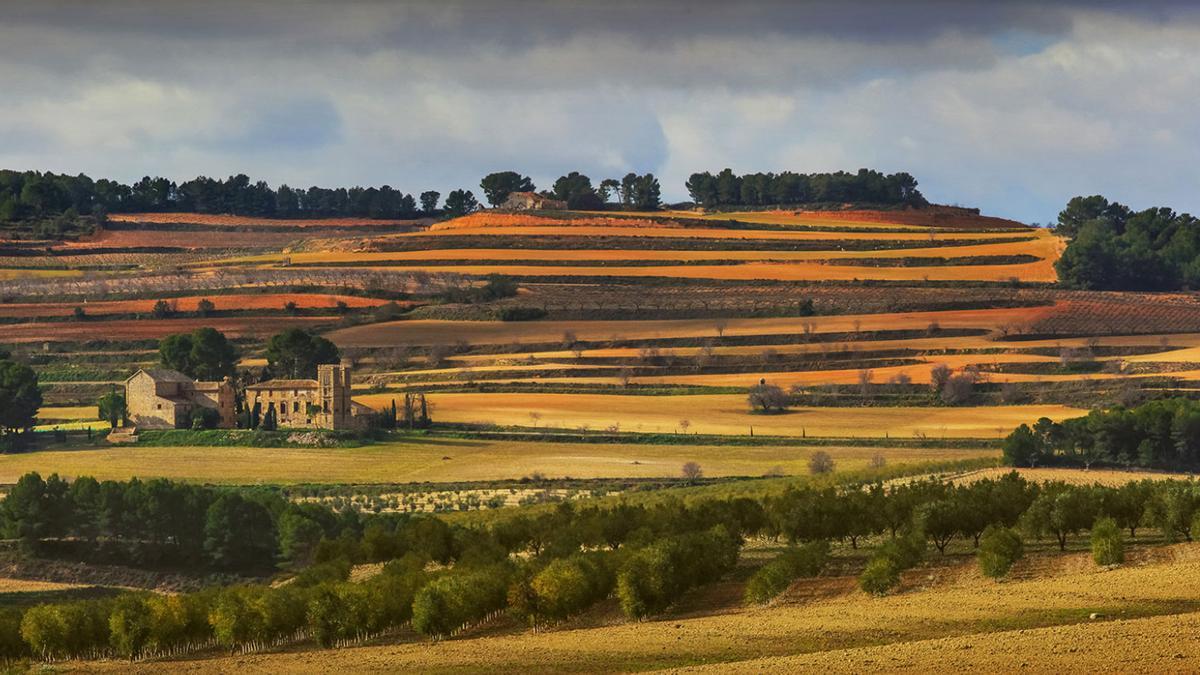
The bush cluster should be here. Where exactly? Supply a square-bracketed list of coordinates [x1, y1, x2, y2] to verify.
[744, 541, 829, 604]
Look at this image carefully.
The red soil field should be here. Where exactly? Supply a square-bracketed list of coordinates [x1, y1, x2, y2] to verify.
[0, 317, 330, 343]
[0, 294, 389, 319]
[107, 213, 425, 228]
[430, 212, 681, 231]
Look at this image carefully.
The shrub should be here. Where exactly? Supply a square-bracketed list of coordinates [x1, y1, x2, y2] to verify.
[859, 556, 900, 596]
[807, 451, 834, 475]
[1091, 516, 1124, 566]
[977, 525, 1023, 579]
[496, 306, 547, 321]
[744, 540, 829, 604]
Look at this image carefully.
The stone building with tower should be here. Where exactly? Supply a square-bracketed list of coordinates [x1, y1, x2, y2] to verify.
[246, 363, 364, 430]
[125, 363, 366, 431]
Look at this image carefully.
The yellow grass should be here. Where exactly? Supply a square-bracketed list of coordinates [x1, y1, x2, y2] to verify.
[0, 577, 89, 593]
[0, 439, 991, 484]
[356, 392, 1084, 439]
[38, 406, 99, 420]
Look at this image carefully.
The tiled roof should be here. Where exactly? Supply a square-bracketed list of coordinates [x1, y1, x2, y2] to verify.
[132, 368, 193, 383]
[247, 379, 319, 390]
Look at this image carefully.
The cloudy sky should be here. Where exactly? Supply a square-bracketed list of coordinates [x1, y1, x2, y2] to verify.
[1, 0, 1197, 222]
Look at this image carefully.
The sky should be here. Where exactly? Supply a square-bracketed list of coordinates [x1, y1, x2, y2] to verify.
[1, 0, 1197, 223]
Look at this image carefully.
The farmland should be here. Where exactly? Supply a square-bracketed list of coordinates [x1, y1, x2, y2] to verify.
[0, 437, 995, 484]
[6, 201, 1200, 673]
[74, 541, 1200, 673]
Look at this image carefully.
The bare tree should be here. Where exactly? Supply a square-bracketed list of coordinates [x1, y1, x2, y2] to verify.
[930, 363, 953, 393]
[679, 419, 691, 434]
[869, 452, 887, 469]
[941, 372, 978, 405]
[681, 461, 703, 483]
[808, 451, 835, 475]
[857, 369, 874, 398]
[714, 319, 728, 337]
[748, 382, 789, 413]
[528, 411, 542, 428]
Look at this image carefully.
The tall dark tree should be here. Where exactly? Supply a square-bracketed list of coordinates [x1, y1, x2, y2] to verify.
[552, 172, 600, 209]
[443, 189, 479, 217]
[419, 190, 441, 213]
[264, 328, 340, 379]
[203, 493, 277, 570]
[159, 328, 239, 380]
[0, 357, 42, 439]
[480, 171, 535, 207]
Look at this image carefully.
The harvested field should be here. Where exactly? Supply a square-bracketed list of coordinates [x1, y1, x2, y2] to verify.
[38, 406, 99, 420]
[0, 293, 387, 319]
[408, 224, 1035, 241]
[0, 439, 993, 484]
[330, 308, 1055, 347]
[0, 317, 329, 343]
[316, 259, 1057, 282]
[268, 236, 1056, 265]
[107, 213, 424, 228]
[65, 228, 309, 250]
[356, 392, 1084, 438]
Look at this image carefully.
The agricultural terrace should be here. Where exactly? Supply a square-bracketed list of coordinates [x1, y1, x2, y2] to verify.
[230, 210, 1061, 283]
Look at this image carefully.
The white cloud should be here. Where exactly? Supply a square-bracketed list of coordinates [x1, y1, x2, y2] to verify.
[0, 3, 1196, 222]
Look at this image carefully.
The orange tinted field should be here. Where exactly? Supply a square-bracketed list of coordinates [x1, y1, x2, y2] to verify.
[330, 307, 1055, 347]
[108, 213, 423, 228]
[330, 260, 1057, 282]
[275, 235, 1056, 265]
[0, 294, 388, 319]
[0, 317, 329, 342]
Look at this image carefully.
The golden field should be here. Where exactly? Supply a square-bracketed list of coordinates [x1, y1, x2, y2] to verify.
[356, 393, 1084, 438]
[0, 438, 993, 484]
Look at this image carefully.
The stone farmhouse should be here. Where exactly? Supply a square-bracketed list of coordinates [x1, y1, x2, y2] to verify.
[125, 363, 367, 431]
[500, 191, 567, 210]
[124, 369, 237, 430]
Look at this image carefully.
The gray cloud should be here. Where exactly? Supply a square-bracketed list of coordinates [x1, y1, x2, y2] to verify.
[0, 1, 1197, 222]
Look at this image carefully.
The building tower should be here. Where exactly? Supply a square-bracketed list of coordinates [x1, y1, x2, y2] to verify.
[316, 363, 353, 429]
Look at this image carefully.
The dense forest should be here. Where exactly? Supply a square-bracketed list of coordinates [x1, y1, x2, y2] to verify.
[1004, 398, 1200, 470]
[684, 168, 926, 208]
[1055, 195, 1200, 291]
[0, 170, 430, 225]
